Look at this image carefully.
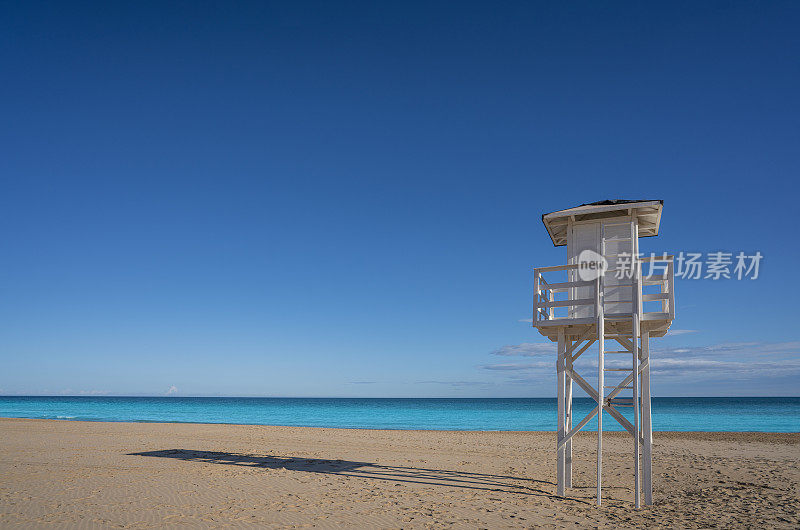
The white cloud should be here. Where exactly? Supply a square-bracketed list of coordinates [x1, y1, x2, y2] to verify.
[482, 361, 551, 371]
[490, 342, 555, 357]
[165, 385, 178, 395]
[666, 329, 698, 336]
[416, 380, 495, 387]
[483, 340, 800, 385]
[649, 357, 800, 381]
[656, 341, 800, 358]
[60, 389, 108, 396]
[491, 340, 799, 361]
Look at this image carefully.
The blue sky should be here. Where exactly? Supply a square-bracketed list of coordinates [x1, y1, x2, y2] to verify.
[1, 1, 799, 397]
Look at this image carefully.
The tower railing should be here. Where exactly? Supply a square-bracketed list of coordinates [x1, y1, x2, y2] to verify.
[533, 256, 674, 326]
[640, 255, 675, 321]
[532, 264, 597, 325]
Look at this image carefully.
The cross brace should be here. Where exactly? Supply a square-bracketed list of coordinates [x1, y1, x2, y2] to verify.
[558, 363, 646, 449]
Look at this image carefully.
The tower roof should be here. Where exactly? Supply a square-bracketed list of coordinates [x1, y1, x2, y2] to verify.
[542, 199, 663, 246]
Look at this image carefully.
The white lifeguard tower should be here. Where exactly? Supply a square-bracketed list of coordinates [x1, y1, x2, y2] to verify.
[532, 199, 674, 508]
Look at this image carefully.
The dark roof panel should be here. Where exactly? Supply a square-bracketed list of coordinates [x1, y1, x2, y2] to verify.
[540, 199, 664, 246]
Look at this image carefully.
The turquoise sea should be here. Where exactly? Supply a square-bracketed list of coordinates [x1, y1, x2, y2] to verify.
[0, 397, 798, 432]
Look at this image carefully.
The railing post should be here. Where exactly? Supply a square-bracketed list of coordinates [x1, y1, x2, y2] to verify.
[667, 260, 675, 320]
[533, 270, 539, 325]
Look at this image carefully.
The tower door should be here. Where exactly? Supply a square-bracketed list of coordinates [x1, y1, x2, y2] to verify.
[569, 222, 600, 318]
[568, 219, 637, 318]
[601, 220, 636, 316]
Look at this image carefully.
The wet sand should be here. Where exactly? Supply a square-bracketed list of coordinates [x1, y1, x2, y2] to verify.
[0, 418, 798, 528]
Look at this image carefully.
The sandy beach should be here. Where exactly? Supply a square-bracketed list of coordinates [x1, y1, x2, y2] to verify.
[0, 418, 798, 528]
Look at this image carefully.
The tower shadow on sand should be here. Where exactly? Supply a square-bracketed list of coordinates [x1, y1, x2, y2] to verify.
[128, 449, 590, 501]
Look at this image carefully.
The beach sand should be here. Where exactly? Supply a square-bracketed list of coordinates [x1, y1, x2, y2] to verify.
[0, 418, 798, 528]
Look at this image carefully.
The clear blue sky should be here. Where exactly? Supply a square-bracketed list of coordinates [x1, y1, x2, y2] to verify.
[1, 1, 798, 397]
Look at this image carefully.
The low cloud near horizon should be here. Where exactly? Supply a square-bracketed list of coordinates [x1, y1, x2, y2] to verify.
[482, 340, 800, 385]
[490, 342, 555, 357]
[666, 329, 699, 336]
[416, 380, 494, 387]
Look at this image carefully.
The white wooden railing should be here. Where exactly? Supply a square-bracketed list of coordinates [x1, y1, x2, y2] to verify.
[532, 264, 596, 324]
[532, 256, 674, 325]
[640, 255, 675, 321]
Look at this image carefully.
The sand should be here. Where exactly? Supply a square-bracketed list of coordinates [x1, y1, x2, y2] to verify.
[0, 418, 798, 528]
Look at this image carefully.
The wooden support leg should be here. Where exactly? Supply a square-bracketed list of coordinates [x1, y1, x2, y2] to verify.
[565, 339, 573, 489]
[557, 329, 566, 497]
[641, 332, 653, 505]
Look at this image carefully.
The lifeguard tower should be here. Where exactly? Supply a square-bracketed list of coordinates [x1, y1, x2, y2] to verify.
[532, 199, 674, 508]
